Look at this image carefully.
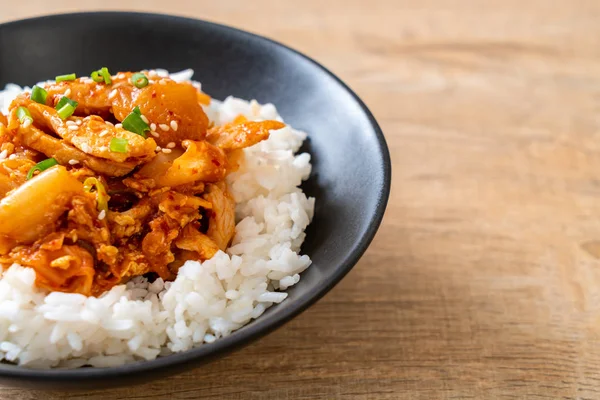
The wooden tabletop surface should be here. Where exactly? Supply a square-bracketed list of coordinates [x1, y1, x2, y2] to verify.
[3, 0, 600, 398]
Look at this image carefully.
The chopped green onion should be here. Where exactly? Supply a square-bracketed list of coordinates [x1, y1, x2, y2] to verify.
[55, 73, 76, 82]
[121, 109, 149, 138]
[55, 96, 79, 110]
[131, 73, 148, 88]
[99, 67, 112, 85]
[31, 85, 47, 104]
[90, 67, 112, 84]
[109, 137, 128, 153]
[26, 158, 58, 180]
[56, 104, 75, 120]
[55, 96, 78, 120]
[132, 106, 141, 115]
[16, 107, 32, 124]
[91, 70, 104, 83]
[83, 177, 109, 213]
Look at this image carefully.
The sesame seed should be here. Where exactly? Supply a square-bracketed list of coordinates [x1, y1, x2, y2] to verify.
[68, 159, 79, 165]
[84, 116, 91, 121]
[159, 124, 170, 131]
[115, 123, 123, 129]
[158, 80, 167, 85]
[98, 210, 106, 220]
[22, 119, 32, 128]
[8, 154, 17, 160]
[150, 123, 156, 131]
[162, 148, 172, 154]
[170, 121, 178, 131]
[105, 121, 114, 126]
[81, 143, 91, 153]
[0, 150, 7, 160]
[149, 131, 160, 138]
[64, 88, 72, 97]
[99, 130, 109, 137]
[155, 146, 162, 152]
[108, 89, 117, 99]
[140, 115, 149, 124]
[166, 142, 176, 149]
[68, 125, 79, 131]
[117, 73, 126, 79]
[76, 119, 82, 125]
[66, 120, 76, 126]
[149, 70, 158, 78]
[148, 80, 156, 84]
[81, 78, 94, 84]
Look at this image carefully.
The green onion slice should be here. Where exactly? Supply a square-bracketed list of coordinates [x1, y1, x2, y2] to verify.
[55, 96, 78, 110]
[16, 107, 32, 124]
[90, 67, 112, 84]
[99, 67, 112, 85]
[55, 73, 76, 82]
[83, 177, 109, 213]
[26, 158, 58, 180]
[91, 70, 104, 83]
[131, 73, 148, 88]
[109, 137, 128, 153]
[56, 104, 75, 120]
[55, 96, 78, 120]
[121, 109, 149, 138]
[132, 106, 141, 115]
[31, 85, 48, 104]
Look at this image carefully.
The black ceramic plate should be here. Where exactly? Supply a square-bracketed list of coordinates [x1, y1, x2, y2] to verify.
[0, 12, 391, 389]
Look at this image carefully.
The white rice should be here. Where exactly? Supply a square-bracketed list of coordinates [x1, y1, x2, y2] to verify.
[0, 70, 314, 368]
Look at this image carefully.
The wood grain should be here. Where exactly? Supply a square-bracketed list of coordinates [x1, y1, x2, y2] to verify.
[3, 0, 600, 398]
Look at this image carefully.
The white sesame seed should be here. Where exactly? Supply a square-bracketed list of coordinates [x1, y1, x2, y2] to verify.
[162, 148, 172, 154]
[159, 124, 170, 131]
[148, 80, 156, 84]
[8, 154, 17, 160]
[150, 123, 156, 131]
[170, 120, 178, 131]
[108, 89, 117, 99]
[66, 120, 76, 126]
[81, 78, 94, 84]
[76, 119, 82, 125]
[0, 150, 8, 160]
[148, 70, 158, 78]
[99, 130, 109, 137]
[68, 125, 79, 131]
[105, 121, 114, 126]
[115, 123, 123, 129]
[84, 116, 91, 121]
[98, 210, 106, 220]
[156, 146, 162, 151]
[158, 80, 167, 85]
[68, 159, 79, 165]
[64, 88, 72, 97]
[22, 119, 32, 128]
[117, 73, 126, 79]
[166, 142, 176, 149]
[81, 143, 91, 153]
[140, 115, 149, 124]
[149, 131, 160, 138]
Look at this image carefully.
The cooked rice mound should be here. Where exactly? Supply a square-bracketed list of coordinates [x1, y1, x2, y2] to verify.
[0, 69, 314, 368]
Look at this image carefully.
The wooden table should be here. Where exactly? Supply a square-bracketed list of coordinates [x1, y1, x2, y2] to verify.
[3, 0, 600, 398]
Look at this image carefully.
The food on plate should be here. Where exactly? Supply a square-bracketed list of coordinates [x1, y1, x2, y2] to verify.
[0, 68, 314, 368]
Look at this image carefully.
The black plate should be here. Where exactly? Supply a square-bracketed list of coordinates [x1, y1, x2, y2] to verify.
[0, 12, 391, 389]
